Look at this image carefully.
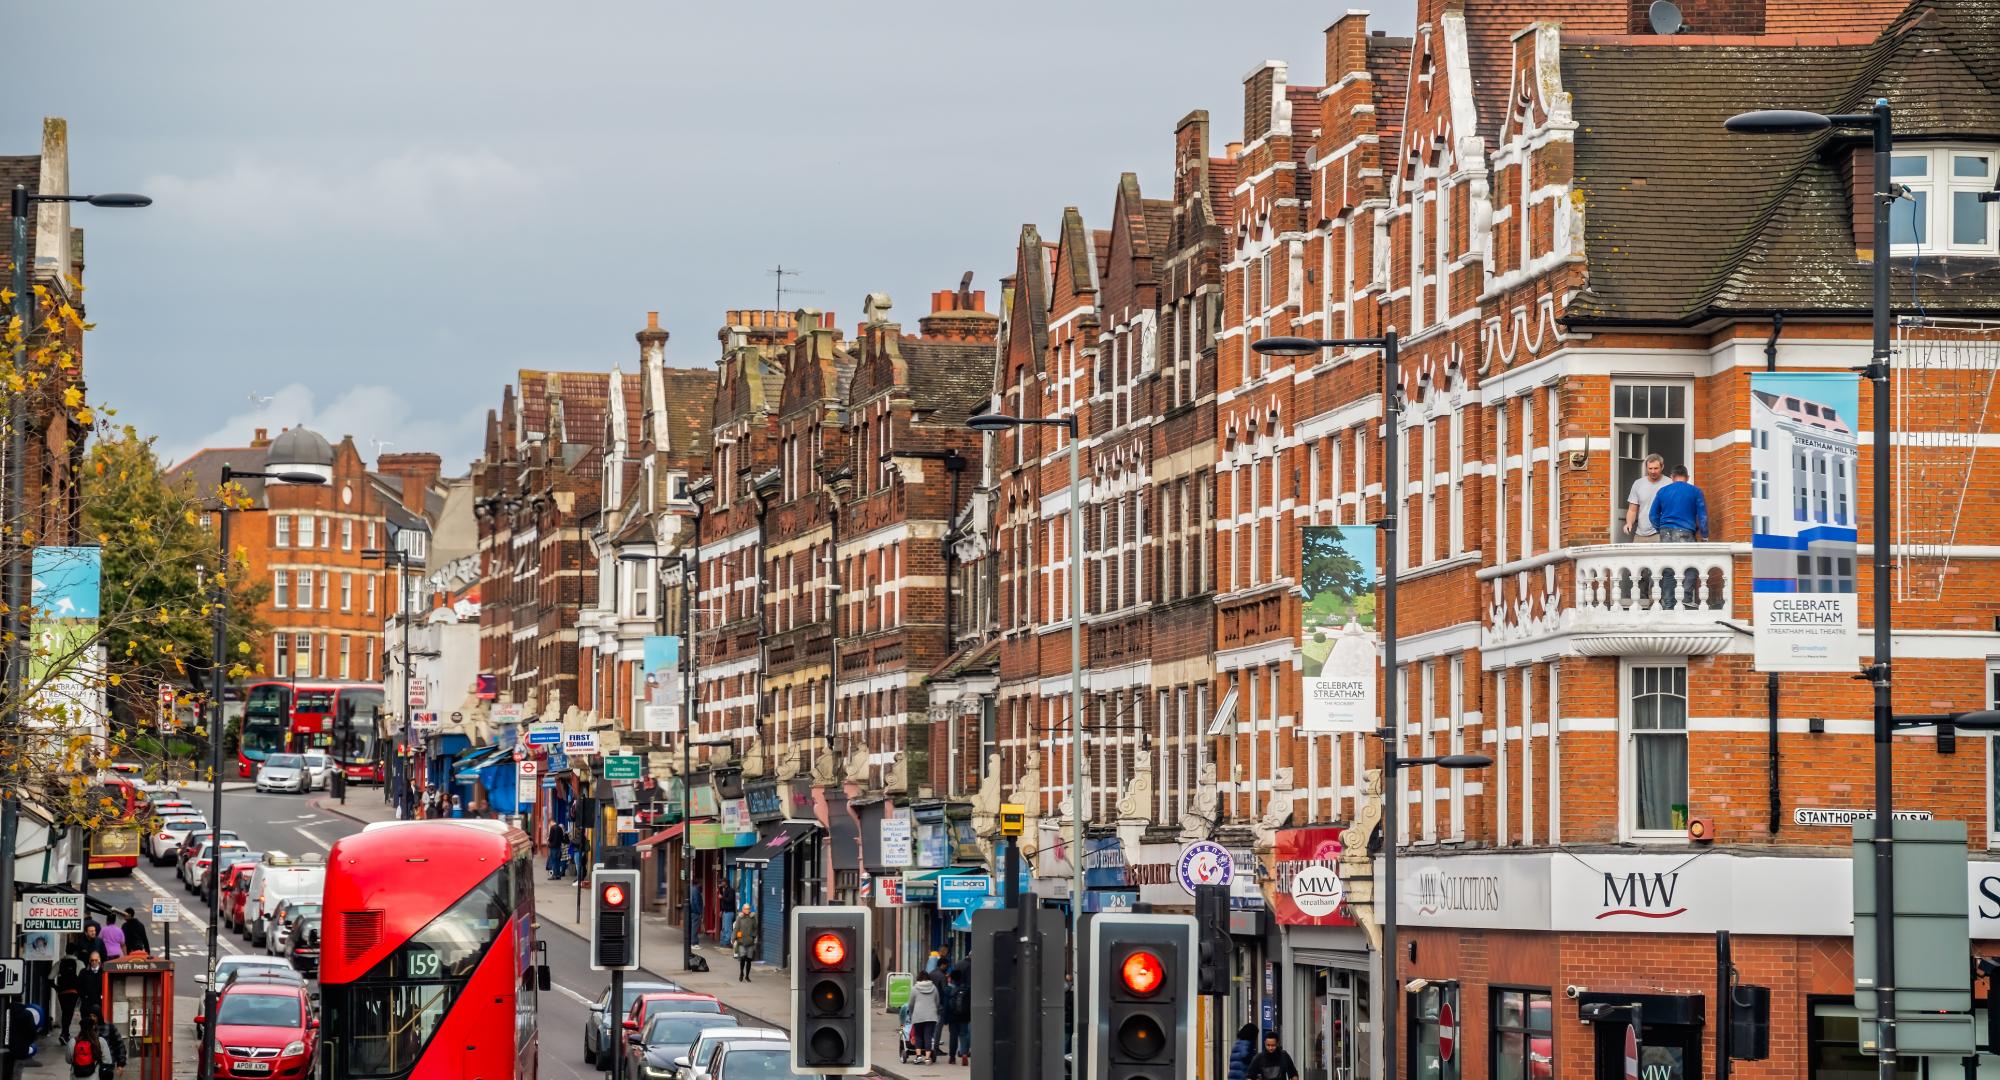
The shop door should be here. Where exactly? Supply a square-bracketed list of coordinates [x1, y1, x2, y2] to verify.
[1325, 989, 1357, 1080]
[1593, 1023, 1701, 1080]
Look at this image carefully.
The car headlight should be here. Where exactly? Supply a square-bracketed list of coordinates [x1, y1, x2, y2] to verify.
[644, 1068, 675, 1080]
[282, 1041, 306, 1056]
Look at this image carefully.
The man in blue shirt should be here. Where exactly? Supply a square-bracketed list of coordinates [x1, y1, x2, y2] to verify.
[1649, 465, 1708, 542]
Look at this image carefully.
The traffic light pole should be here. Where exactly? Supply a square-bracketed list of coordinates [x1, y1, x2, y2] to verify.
[610, 967, 624, 1080]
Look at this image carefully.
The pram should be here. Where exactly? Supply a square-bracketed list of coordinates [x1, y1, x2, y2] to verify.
[896, 1003, 927, 1063]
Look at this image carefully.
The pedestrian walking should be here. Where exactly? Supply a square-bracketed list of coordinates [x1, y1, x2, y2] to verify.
[120, 909, 150, 960]
[1649, 464, 1709, 542]
[79, 1009, 122, 1080]
[74, 957, 104, 1046]
[718, 878, 738, 947]
[98, 919, 124, 961]
[907, 970, 942, 1065]
[1624, 453, 1668, 542]
[1247, 1031, 1301, 1080]
[55, 953, 80, 1044]
[1230, 1024, 1258, 1080]
[545, 819, 567, 879]
[730, 904, 758, 981]
[946, 961, 972, 1065]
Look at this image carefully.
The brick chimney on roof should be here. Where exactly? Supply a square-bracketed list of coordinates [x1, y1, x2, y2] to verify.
[919, 272, 999, 344]
[377, 452, 442, 513]
[637, 310, 669, 366]
[251, 428, 271, 448]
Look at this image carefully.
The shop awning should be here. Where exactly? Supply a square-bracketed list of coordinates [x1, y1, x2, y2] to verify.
[637, 823, 684, 848]
[453, 746, 512, 778]
[736, 819, 819, 865]
[905, 865, 987, 883]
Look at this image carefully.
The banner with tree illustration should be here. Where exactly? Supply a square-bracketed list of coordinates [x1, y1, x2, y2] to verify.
[1300, 525, 1379, 733]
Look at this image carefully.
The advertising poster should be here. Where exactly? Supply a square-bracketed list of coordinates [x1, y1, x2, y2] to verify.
[29, 546, 104, 734]
[1299, 525, 1379, 732]
[642, 635, 682, 733]
[1750, 372, 1860, 671]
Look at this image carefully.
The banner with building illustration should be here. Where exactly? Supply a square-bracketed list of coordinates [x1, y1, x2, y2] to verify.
[641, 634, 682, 733]
[1300, 525, 1379, 732]
[1750, 372, 1860, 672]
[29, 546, 105, 735]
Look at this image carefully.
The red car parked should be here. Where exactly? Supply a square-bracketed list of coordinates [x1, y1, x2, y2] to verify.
[199, 974, 317, 1079]
[223, 862, 258, 932]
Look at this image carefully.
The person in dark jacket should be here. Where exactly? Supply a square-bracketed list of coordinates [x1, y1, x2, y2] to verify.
[1247, 1031, 1301, 1080]
[1230, 1023, 1259, 1080]
[947, 956, 973, 1065]
[120, 908, 151, 960]
[546, 819, 567, 878]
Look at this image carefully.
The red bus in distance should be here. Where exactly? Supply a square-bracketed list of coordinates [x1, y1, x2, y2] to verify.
[237, 681, 386, 779]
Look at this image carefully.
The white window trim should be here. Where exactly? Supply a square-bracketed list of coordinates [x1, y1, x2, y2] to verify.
[1610, 377, 1695, 537]
[1619, 658, 1691, 844]
[1891, 144, 2000, 257]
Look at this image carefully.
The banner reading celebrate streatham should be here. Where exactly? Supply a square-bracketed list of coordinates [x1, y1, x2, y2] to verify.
[1300, 525, 1378, 732]
[1750, 372, 1860, 671]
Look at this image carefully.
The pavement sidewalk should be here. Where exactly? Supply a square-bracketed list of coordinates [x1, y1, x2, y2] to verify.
[312, 797, 961, 1080]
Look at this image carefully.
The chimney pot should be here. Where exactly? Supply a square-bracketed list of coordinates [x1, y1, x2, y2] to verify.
[647, 311, 660, 330]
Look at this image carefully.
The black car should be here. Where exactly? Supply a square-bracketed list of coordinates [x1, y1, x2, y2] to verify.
[286, 916, 321, 976]
[626, 1013, 736, 1080]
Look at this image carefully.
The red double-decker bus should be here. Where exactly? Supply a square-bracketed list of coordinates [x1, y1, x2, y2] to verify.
[319, 820, 546, 1079]
[237, 681, 386, 779]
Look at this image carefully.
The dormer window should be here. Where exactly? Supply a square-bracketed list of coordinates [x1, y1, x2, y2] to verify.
[1890, 146, 1998, 256]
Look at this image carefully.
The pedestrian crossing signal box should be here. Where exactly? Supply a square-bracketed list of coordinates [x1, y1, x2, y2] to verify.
[791, 906, 871, 1075]
[590, 868, 642, 972]
[1088, 913, 1197, 1080]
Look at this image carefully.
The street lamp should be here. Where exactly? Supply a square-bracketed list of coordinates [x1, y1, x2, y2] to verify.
[966, 407, 1083, 1073]
[1727, 98, 1899, 1079]
[1251, 330, 1490, 1080]
[0, 186, 150, 990]
[200, 463, 323, 1079]
[362, 547, 419, 816]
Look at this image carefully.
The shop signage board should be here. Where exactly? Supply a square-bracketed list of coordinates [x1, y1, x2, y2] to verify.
[561, 732, 599, 757]
[491, 702, 526, 725]
[1290, 866, 1345, 918]
[876, 876, 905, 908]
[409, 681, 429, 708]
[526, 720, 562, 746]
[1795, 807, 1931, 827]
[20, 893, 82, 932]
[886, 973, 914, 1009]
[518, 759, 539, 780]
[1177, 841, 1234, 895]
[881, 811, 914, 868]
[602, 754, 642, 780]
[938, 875, 993, 911]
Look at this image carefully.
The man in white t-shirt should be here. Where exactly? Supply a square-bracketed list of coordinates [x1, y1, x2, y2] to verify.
[1624, 453, 1667, 542]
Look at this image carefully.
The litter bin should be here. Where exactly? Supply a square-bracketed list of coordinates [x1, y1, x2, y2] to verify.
[330, 771, 346, 800]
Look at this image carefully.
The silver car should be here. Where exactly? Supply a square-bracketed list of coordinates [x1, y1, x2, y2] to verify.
[709, 1041, 792, 1080]
[584, 980, 679, 1068]
[678, 1027, 786, 1080]
[255, 753, 308, 793]
[148, 816, 205, 864]
[300, 751, 332, 790]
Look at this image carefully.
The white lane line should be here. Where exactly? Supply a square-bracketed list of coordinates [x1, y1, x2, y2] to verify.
[133, 867, 241, 955]
[294, 827, 330, 851]
[552, 982, 593, 1007]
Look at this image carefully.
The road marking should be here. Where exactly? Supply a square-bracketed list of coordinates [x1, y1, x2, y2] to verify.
[134, 867, 240, 955]
[552, 982, 593, 1007]
[294, 827, 330, 850]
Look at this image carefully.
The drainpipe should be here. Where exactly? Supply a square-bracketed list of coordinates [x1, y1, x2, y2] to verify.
[1765, 312, 1785, 836]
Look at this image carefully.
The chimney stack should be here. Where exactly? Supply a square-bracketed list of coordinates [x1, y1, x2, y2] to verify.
[919, 272, 999, 344]
[637, 310, 669, 366]
[252, 427, 271, 448]
[377, 452, 443, 513]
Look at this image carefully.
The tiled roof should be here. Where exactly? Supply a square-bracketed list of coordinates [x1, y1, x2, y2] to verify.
[904, 338, 1000, 425]
[167, 446, 269, 508]
[1143, 198, 1175, 257]
[1463, 0, 1627, 142]
[1562, 0, 2000, 324]
[1208, 157, 1239, 221]
[1370, 37, 1415, 149]
[659, 367, 717, 465]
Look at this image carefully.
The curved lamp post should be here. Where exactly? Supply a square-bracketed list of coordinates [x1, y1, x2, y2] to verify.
[1251, 331, 1490, 1080]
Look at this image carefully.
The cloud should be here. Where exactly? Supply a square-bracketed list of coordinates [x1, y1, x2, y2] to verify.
[164, 382, 487, 475]
[142, 149, 544, 237]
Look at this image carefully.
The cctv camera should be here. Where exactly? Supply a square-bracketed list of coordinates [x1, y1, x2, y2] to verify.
[1565, 985, 1586, 999]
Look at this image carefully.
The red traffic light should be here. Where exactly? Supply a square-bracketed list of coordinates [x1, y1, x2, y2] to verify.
[812, 931, 847, 967]
[602, 883, 627, 907]
[1121, 949, 1166, 996]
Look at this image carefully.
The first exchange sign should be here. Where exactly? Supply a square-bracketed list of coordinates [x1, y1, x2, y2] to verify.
[20, 892, 82, 932]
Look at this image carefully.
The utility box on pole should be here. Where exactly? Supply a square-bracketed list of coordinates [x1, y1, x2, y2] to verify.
[971, 907, 1065, 1080]
[1854, 819, 1972, 1056]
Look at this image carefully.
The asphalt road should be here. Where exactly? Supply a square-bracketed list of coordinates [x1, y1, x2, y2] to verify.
[88, 786, 624, 1080]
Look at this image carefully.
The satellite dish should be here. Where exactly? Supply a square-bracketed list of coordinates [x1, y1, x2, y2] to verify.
[1649, 0, 1685, 33]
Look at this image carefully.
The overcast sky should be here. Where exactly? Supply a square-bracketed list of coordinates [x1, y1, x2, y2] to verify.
[11, 1, 1415, 473]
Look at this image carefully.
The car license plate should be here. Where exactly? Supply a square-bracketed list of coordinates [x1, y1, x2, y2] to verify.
[236, 1063, 272, 1074]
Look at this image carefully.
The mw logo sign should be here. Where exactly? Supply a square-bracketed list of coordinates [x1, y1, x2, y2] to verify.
[1598, 871, 1686, 920]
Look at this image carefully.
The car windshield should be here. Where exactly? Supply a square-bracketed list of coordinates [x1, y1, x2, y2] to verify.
[218, 960, 296, 981]
[216, 992, 302, 1028]
[645, 1015, 726, 1048]
[615, 984, 674, 1012]
[644, 999, 723, 1022]
[719, 1048, 793, 1080]
[265, 755, 302, 768]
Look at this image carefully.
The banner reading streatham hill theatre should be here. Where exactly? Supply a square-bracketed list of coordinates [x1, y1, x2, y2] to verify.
[1300, 525, 1378, 732]
[1750, 372, 1860, 672]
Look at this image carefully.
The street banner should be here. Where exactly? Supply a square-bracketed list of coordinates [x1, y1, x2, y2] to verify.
[1750, 372, 1860, 672]
[29, 546, 104, 734]
[642, 635, 683, 732]
[1299, 525, 1379, 732]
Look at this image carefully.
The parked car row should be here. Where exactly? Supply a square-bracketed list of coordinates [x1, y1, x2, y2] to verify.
[584, 984, 777, 1080]
[192, 960, 319, 1079]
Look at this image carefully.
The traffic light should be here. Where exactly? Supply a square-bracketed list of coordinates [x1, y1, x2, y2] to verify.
[791, 906, 871, 1075]
[1089, 913, 1196, 1080]
[590, 868, 641, 971]
[1728, 985, 1771, 1060]
[1194, 883, 1229, 997]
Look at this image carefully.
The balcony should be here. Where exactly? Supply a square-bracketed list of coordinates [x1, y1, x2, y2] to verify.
[1485, 543, 1738, 659]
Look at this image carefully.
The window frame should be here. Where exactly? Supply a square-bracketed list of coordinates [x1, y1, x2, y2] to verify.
[1890, 144, 2000, 257]
[1621, 660, 1691, 841]
[1490, 987, 1555, 1080]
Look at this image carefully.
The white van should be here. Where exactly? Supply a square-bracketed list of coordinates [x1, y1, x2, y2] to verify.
[242, 854, 326, 947]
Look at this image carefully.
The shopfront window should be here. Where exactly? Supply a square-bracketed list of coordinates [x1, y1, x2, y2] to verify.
[1493, 989, 1553, 1080]
[1409, 984, 1458, 1080]
[1302, 966, 1371, 1080]
[1808, 1000, 1919, 1080]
